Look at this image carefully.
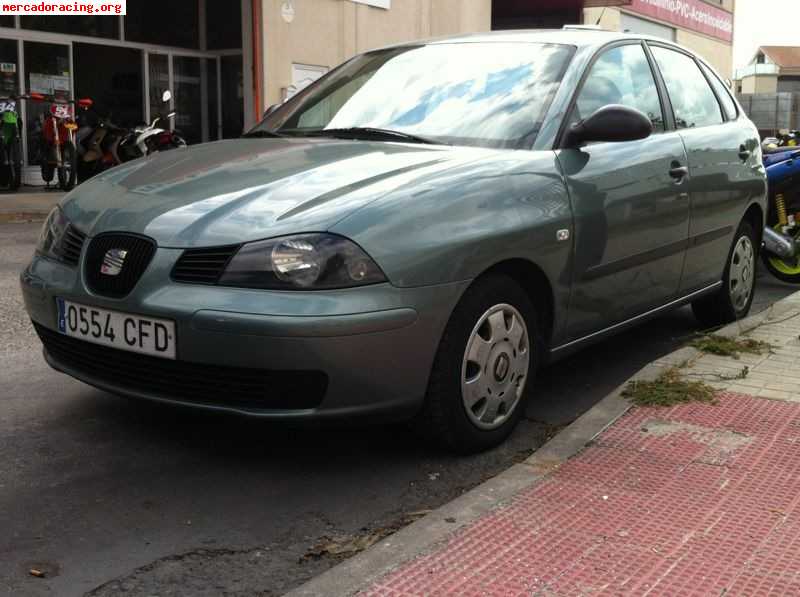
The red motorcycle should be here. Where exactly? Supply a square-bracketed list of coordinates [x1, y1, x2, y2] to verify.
[30, 93, 92, 191]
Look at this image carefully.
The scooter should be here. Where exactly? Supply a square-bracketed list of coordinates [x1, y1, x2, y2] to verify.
[117, 90, 186, 162]
[761, 149, 800, 282]
[77, 112, 128, 182]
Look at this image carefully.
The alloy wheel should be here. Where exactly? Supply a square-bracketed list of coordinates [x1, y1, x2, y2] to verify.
[461, 303, 530, 430]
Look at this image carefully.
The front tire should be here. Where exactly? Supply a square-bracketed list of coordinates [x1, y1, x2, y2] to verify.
[692, 219, 757, 327]
[413, 274, 541, 453]
[9, 138, 21, 191]
[57, 142, 77, 191]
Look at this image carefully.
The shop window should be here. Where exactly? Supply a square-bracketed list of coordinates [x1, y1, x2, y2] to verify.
[173, 56, 202, 144]
[21, 16, 119, 39]
[205, 58, 219, 140]
[148, 53, 169, 125]
[126, 0, 198, 49]
[0, 17, 14, 28]
[206, 1, 242, 50]
[220, 55, 243, 138]
[0, 39, 19, 97]
[74, 43, 143, 129]
[24, 41, 71, 164]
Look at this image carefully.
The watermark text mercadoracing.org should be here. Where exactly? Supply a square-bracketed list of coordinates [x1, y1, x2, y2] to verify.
[0, 1, 125, 15]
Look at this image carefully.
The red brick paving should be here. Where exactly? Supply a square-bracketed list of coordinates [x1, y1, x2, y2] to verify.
[364, 393, 800, 596]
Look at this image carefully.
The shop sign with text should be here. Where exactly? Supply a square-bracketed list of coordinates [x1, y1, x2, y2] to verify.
[626, 0, 733, 42]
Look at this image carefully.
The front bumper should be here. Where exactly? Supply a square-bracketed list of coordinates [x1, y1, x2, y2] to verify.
[21, 249, 468, 421]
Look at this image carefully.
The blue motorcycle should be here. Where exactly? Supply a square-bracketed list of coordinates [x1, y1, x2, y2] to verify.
[762, 147, 800, 282]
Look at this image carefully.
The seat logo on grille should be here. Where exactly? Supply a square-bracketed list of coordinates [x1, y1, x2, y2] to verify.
[100, 248, 128, 276]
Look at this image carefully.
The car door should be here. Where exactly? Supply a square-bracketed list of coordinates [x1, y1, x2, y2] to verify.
[556, 42, 690, 342]
[648, 44, 761, 294]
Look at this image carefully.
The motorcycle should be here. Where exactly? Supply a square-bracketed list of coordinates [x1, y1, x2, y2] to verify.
[30, 93, 93, 191]
[117, 90, 186, 162]
[761, 148, 800, 283]
[77, 112, 128, 182]
[0, 95, 25, 190]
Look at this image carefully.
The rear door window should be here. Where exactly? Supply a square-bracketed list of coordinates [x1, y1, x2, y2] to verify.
[650, 46, 723, 129]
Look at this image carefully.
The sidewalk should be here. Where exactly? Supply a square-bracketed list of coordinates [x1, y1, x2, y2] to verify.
[291, 291, 800, 597]
[0, 189, 64, 223]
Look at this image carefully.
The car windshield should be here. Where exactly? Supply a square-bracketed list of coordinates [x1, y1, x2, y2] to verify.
[252, 42, 575, 149]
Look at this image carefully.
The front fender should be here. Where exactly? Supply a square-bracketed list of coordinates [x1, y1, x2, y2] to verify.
[332, 150, 573, 338]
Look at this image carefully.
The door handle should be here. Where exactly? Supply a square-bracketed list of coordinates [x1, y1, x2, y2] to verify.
[669, 165, 689, 180]
[738, 145, 751, 161]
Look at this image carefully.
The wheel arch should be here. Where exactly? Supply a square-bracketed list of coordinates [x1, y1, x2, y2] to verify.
[743, 202, 764, 251]
[474, 258, 556, 348]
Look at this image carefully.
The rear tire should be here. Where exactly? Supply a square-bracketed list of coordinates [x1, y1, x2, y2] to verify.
[692, 219, 757, 328]
[413, 274, 542, 454]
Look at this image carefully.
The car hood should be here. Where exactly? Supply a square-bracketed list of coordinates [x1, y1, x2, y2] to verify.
[62, 138, 495, 248]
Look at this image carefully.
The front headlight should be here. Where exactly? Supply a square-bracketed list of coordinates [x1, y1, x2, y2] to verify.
[219, 233, 387, 290]
[36, 206, 69, 259]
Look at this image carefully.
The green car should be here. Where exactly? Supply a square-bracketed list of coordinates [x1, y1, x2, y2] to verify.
[22, 30, 766, 452]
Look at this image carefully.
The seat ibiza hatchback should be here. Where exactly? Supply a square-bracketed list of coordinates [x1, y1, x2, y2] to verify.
[22, 30, 766, 452]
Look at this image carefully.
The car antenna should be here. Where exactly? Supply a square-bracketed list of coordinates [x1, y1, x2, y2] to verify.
[595, 7, 606, 26]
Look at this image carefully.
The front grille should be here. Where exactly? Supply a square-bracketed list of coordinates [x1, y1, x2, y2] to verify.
[34, 323, 327, 411]
[84, 233, 156, 298]
[172, 244, 240, 284]
[54, 225, 86, 266]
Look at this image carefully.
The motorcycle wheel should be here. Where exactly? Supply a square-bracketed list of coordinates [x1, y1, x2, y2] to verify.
[40, 161, 54, 184]
[8, 138, 21, 191]
[57, 142, 77, 191]
[762, 224, 800, 284]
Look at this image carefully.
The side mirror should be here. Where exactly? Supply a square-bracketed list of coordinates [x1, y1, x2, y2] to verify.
[263, 104, 280, 119]
[563, 104, 652, 148]
[162, 90, 172, 103]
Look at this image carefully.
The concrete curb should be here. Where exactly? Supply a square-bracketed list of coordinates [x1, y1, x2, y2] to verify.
[0, 190, 64, 223]
[0, 210, 50, 223]
[286, 294, 800, 597]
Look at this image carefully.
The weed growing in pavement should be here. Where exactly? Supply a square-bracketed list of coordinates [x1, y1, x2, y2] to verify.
[690, 335, 772, 359]
[623, 368, 717, 408]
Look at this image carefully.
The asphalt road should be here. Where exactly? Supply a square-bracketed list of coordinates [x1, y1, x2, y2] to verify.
[1, 221, 796, 597]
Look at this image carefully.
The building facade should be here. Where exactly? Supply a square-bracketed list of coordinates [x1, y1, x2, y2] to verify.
[253, 0, 736, 129]
[0, 0, 736, 184]
[737, 46, 800, 94]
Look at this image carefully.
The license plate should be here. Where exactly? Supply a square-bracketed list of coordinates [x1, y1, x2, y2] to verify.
[56, 298, 176, 359]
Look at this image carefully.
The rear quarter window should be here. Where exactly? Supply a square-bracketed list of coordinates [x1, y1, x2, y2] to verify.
[699, 62, 738, 121]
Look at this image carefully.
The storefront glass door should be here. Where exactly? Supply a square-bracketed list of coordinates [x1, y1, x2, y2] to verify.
[173, 55, 202, 144]
[24, 41, 71, 164]
[0, 39, 19, 97]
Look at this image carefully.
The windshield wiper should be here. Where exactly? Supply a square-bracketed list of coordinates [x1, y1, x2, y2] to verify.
[241, 129, 286, 139]
[301, 127, 446, 145]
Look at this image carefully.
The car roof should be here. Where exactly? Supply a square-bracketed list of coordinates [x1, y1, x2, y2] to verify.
[373, 29, 674, 52]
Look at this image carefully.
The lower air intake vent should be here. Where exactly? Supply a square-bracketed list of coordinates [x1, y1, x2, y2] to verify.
[34, 322, 327, 411]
